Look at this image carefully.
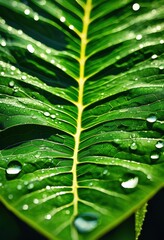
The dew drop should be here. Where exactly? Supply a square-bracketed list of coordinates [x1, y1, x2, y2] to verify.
[27, 44, 35, 53]
[136, 34, 142, 40]
[69, 25, 74, 30]
[1, 39, 6, 46]
[43, 111, 50, 117]
[130, 142, 137, 150]
[74, 213, 99, 233]
[46, 48, 51, 54]
[6, 161, 22, 177]
[34, 13, 39, 21]
[45, 214, 51, 220]
[22, 75, 27, 80]
[8, 81, 15, 88]
[46, 185, 51, 190]
[50, 59, 55, 64]
[160, 39, 164, 44]
[22, 204, 29, 210]
[11, 66, 16, 71]
[65, 210, 70, 215]
[17, 184, 22, 190]
[8, 194, 13, 199]
[18, 29, 23, 35]
[132, 3, 140, 11]
[24, 9, 30, 15]
[155, 141, 164, 149]
[33, 198, 39, 204]
[146, 115, 157, 123]
[151, 54, 158, 59]
[27, 183, 34, 189]
[50, 114, 56, 119]
[103, 169, 108, 175]
[60, 16, 66, 22]
[150, 153, 159, 160]
[121, 176, 138, 189]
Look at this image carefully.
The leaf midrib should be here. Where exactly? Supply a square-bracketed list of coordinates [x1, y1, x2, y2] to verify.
[71, 0, 92, 239]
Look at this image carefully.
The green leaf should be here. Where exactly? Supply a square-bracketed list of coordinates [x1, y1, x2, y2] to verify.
[0, 0, 164, 240]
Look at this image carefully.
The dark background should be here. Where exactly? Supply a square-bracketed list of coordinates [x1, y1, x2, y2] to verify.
[0, 189, 163, 240]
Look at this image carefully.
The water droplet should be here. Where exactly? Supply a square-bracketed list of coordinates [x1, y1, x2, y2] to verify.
[60, 16, 66, 22]
[65, 210, 70, 215]
[69, 25, 74, 30]
[1, 72, 5, 76]
[146, 115, 157, 123]
[156, 25, 161, 31]
[103, 169, 108, 175]
[46, 49, 51, 54]
[132, 3, 140, 11]
[74, 213, 99, 233]
[160, 39, 164, 44]
[22, 204, 29, 210]
[46, 185, 51, 190]
[27, 183, 34, 189]
[8, 194, 13, 200]
[24, 9, 30, 15]
[18, 29, 23, 35]
[8, 81, 15, 88]
[22, 75, 27, 80]
[130, 142, 137, 150]
[33, 198, 39, 204]
[50, 114, 56, 119]
[34, 13, 39, 21]
[17, 184, 22, 190]
[27, 44, 35, 53]
[11, 66, 16, 71]
[121, 176, 138, 189]
[6, 161, 22, 178]
[136, 34, 142, 40]
[50, 59, 55, 64]
[150, 153, 159, 160]
[45, 214, 51, 220]
[155, 141, 164, 149]
[151, 54, 158, 59]
[38, 0, 46, 5]
[1, 39, 6, 47]
[43, 111, 50, 117]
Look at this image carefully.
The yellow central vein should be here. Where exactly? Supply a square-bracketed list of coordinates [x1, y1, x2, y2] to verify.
[72, 0, 92, 218]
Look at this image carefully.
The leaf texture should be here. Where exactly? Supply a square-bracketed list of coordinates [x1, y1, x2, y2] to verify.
[0, 0, 164, 240]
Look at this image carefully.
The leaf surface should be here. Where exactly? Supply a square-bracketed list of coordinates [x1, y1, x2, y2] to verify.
[0, 0, 164, 240]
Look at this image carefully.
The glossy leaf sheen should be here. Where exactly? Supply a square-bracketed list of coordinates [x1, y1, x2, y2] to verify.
[0, 0, 164, 240]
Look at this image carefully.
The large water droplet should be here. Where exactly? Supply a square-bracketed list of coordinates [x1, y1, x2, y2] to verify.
[74, 213, 99, 233]
[146, 115, 157, 123]
[155, 141, 164, 149]
[6, 161, 22, 178]
[121, 175, 138, 189]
